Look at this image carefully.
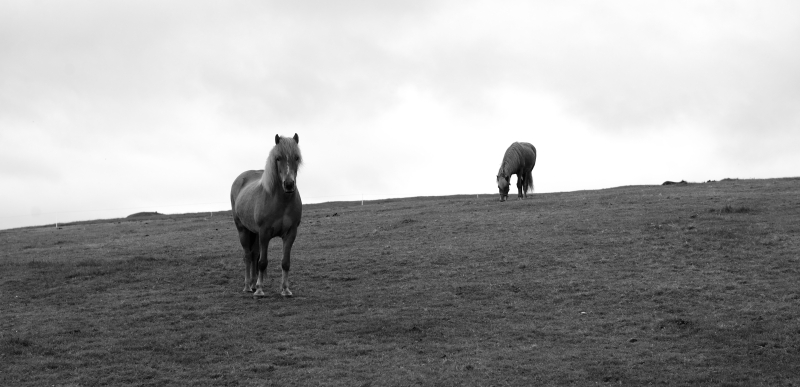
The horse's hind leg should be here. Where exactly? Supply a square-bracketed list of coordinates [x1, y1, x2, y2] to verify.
[520, 173, 528, 199]
[279, 228, 298, 297]
[522, 166, 534, 198]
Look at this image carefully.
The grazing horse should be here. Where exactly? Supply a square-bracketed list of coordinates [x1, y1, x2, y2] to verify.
[496, 142, 537, 201]
[230, 134, 302, 297]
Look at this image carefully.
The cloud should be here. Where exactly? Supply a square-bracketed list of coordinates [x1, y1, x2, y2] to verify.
[6, 1, 797, 135]
[402, 2, 800, 135]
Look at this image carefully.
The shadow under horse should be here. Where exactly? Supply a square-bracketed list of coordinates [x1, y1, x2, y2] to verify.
[230, 134, 302, 297]
[496, 142, 537, 201]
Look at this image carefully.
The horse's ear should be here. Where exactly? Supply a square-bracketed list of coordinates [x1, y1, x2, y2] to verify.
[293, 133, 299, 144]
[275, 134, 281, 145]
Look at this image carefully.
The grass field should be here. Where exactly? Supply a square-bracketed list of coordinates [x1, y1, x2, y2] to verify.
[2, 178, 799, 386]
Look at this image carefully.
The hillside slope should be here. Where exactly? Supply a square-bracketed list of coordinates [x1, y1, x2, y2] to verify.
[2, 178, 799, 385]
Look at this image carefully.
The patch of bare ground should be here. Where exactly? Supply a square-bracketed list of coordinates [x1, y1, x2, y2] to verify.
[2, 177, 799, 385]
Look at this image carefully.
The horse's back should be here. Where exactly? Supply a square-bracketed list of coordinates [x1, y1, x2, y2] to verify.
[507, 142, 536, 171]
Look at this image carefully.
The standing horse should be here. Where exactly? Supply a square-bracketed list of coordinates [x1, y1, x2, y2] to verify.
[496, 142, 537, 201]
[230, 134, 302, 297]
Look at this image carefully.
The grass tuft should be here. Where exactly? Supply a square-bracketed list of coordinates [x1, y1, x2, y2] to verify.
[709, 204, 751, 214]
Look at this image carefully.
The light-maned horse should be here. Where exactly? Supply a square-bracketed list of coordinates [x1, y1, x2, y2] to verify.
[230, 134, 303, 297]
[496, 142, 537, 202]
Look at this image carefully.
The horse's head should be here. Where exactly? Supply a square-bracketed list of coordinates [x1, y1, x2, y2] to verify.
[273, 133, 302, 194]
[497, 175, 510, 202]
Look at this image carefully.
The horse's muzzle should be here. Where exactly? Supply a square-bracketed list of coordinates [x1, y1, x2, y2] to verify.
[283, 180, 296, 193]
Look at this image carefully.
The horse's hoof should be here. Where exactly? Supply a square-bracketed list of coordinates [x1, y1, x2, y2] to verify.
[281, 289, 293, 298]
[243, 287, 253, 293]
[253, 289, 266, 298]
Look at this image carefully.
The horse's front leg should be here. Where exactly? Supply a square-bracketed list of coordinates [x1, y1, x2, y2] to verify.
[237, 229, 258, 293]
[253, 233, 270, 297]
[516, 175, 524, 199]
[243, 250, 254, 292]
[280, 228, 298, 297]
[248, 249, 258, 291]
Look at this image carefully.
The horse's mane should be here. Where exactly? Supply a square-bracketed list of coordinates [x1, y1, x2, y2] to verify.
[497, 142, 526, 178]
[261, 137, 303, 195]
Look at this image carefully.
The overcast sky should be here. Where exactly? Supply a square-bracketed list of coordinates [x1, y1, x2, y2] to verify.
[1, 1, 798, 230]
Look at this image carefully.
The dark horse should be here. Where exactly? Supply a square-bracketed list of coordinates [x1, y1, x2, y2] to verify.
[496, 142, 537, 201]
[230, 134, 302, 297]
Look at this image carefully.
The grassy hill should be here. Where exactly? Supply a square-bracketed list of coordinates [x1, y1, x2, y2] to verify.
[2, 178, 799, 385]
